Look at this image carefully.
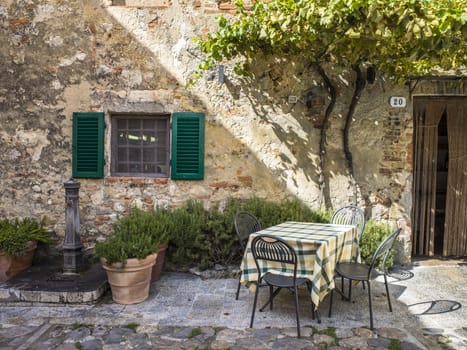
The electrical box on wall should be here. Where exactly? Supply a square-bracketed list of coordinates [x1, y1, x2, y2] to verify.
[288, 95, 298, 103]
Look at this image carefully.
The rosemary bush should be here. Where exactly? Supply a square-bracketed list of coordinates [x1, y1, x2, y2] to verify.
[165, 197, 331, 271]
[103, 199, 395, 272]
[95, 208, 163, 266]
[359, 219, 394, 269]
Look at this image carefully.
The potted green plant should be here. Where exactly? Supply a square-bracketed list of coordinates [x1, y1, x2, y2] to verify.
[150, 208, 174, 282]
[0, 217, 52, 282]
[95, 208, 161, 304]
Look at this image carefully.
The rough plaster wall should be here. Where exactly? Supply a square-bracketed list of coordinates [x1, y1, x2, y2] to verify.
[0, 0, 288, 248]
[0, 0, 422, 262]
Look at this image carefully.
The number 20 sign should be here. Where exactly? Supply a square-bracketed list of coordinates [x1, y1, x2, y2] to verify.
[389, 96, 407, 107]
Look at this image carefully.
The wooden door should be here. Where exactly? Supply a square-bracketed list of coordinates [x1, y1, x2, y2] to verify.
[412, 96, 467, 257]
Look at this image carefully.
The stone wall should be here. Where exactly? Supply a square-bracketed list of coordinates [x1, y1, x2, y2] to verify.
[1, 0, 463, 262]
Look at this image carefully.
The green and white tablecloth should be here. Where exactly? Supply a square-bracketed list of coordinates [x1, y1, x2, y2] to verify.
[240, 221, 359, 310]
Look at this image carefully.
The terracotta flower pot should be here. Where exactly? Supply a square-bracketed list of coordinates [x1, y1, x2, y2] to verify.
[101, 253, 157, 305]
[151, 243, 168, 283]
[0, 241, 37, 283]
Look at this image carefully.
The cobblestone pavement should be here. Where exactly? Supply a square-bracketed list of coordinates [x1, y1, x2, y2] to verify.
[0, 261, 466, 350]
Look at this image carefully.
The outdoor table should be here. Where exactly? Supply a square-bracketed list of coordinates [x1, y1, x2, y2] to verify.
[240, 221, 359, 317]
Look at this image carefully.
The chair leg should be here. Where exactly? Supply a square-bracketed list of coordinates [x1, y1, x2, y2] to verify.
[383, 274, 392, 312]
[235, 276, 241, 300]
[367, 281, 374, 330]
[293, 286, 301, 338]
[259, 287, 282, 311]
[348, 278, 353, 302]
[250, 284, 260, 328]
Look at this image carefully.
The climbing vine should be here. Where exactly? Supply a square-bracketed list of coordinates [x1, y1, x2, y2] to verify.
[194, 0, 467, 208]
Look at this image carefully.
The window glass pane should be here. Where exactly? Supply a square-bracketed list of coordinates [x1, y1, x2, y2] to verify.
[143, 148, 155, 162]
[128, 132, 141, 145]
[129, 163, 140, 172]
[128, 119, 140, 129]
[143, 119, 155, 129]
[143, 131, 156, 145]
[111, 114, 170, 177]
[157, 148, 167, 162]
[117, 131, 127, 145]
[118, 147, 128, 162]
[129, 148, 141, 160]
[142, 163, 156, 173]
[155, 119, 167, 130]
[117, 163, 128, 172]
[156, 131, 166, 144]
[117, 119, 127, 130]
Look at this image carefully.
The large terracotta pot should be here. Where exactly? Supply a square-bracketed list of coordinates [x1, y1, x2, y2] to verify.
[0, 241, 37, 283]
[101, 253, 157, 305]
[151, 243, 168, 283]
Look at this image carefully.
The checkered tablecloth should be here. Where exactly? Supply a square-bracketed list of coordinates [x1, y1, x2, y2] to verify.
[240, 221, 359, 309]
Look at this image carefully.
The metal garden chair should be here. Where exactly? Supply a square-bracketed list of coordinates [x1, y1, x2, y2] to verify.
[249, 234, 315, 338]
[330, 205, 366, 243]
[331, 205, 366, 294]
[234, 211, 262, 300]
[328, 228, 401, 329]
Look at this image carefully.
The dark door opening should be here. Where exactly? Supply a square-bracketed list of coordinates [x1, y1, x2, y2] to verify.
[434, 112, 448, 255]
[412, 96, 467, 258]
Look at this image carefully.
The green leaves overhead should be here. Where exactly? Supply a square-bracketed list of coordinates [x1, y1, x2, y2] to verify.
[195, 0, 467, 83]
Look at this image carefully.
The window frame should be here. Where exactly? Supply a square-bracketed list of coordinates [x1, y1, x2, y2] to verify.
[110, 113, 171, 178]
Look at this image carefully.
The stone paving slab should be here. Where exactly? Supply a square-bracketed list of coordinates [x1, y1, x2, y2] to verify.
[0, 262, 466, 349]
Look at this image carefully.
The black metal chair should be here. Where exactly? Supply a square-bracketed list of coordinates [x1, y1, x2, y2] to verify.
[234, 211, 262, 300]
[331, 205, 366, 294]
[249, 234, 315, 338]
[328, 228, 401, 330]
[330, 205, 366, 243]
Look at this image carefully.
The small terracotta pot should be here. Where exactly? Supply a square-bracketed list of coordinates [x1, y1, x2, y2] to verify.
[101, 253, 157, 305]
[0, 241, 37, 283]
[151, 243, 168, 282]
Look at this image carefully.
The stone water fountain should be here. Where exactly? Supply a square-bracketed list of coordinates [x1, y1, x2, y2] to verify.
[63, 178, 84, 274]
[0, 179, 108, 303]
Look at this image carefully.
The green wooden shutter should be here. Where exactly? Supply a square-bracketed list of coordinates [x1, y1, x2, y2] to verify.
[171, 112, 205, 180]
[72, 112, 105, 178]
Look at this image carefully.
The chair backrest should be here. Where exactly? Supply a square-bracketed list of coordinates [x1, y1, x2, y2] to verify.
[234, 211, 262, 250]
[331, 205, 366, 240]
[250, 234, 298, 279]
[369, 228, 401, 274]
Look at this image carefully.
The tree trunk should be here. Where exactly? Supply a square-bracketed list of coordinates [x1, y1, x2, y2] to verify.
[343, 65, 366, 205]
[312, 63, 337, 210]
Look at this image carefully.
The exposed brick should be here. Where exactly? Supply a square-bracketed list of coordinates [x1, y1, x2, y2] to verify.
[9, 18, 29, 32]
[94, 215, 110, 226]
[44, 65, 58, 73]
[154, 178, 168, 185]
[237, 175, 253, 187]
[119, 177, 146, 184]
[209, 181, 229, 188]
[219, 2, 237, 11]
[105, 177, 121, 184]
[379, 168, 394, 175]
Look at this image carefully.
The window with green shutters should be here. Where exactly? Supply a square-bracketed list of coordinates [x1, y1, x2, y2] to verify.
[171, 112, 205, 180]
[72, 112, 105, 178]
[72, 111, 205, 179]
